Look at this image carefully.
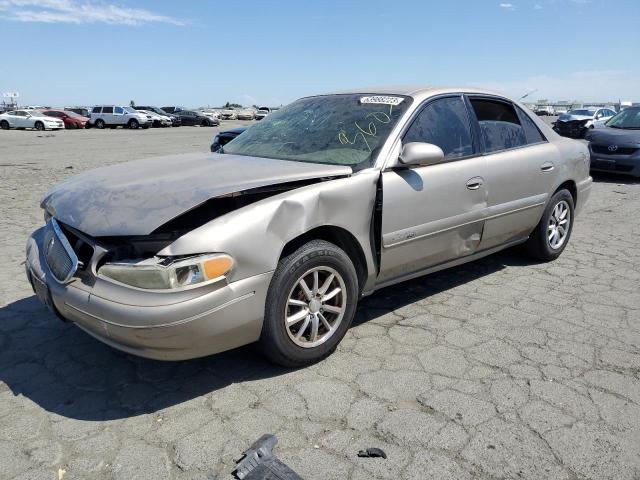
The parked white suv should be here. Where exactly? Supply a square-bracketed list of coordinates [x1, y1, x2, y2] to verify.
[90, 106, 151, 129]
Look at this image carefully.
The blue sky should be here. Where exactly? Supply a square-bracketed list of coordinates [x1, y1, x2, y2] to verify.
[0, 0, 638, 107]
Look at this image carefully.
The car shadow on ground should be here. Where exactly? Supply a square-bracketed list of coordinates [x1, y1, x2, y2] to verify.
[591, 172, 639, 185]
[0, 248, 529, 421]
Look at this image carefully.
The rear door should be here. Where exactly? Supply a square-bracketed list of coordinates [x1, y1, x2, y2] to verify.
[182, 111, 195, 126]
[379, 95, 488, 283]
[468, 96, 558, 249]
[101, 106, 114, 124]
[3, 111, 18, 127]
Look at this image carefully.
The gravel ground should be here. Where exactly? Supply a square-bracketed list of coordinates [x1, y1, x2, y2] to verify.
[1, 122, 639, 480]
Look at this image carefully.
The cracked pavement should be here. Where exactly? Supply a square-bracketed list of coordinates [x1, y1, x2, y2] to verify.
[1, 125, 639, 479]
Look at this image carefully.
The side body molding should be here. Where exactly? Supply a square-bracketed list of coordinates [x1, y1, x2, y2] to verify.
[159, 171, 380, 292]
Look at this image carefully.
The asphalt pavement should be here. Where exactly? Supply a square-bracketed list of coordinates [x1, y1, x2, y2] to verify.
[1, 121, 639, 479]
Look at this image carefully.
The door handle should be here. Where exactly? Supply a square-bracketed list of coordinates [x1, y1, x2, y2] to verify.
[541, 162, 555, 172]
[466, 178, 484, 190]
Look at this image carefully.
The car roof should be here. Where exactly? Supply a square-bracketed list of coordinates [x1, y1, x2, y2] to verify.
[320, 85, 511, 102]
[222, 127, 247, 134]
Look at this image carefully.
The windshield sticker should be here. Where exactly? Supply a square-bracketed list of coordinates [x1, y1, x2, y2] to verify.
[359, 96, 404, 106]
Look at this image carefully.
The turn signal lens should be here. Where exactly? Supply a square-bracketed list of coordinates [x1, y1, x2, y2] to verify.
[203, 255, 234, 280]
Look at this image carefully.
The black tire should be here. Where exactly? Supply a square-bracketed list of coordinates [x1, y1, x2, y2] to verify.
[34, 121, 45, 131]
[201, 119, 209, 127]
[0, 120, 9, 130]
[95, 119, 105, 129]
[128, 119, 139, 129]
[525, 189, 575, 261]
[260, 240, 359, 367]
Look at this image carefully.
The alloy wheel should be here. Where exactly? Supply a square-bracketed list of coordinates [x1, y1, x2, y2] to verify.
[548, 200, 571, 250]
[285, 266, 347, 348]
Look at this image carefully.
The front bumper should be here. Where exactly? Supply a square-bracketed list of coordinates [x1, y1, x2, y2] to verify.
[25, 226, 272, 360]
[589, 146, 640, 177]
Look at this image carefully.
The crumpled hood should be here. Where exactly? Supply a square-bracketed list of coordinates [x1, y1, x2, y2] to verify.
[586, 127, 640, 145]
[42, 152, 352, 237]
[557, 113, 594, 122]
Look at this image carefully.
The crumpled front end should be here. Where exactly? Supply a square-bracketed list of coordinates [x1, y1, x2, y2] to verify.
[554, 119, 590, 139]
[25, 220, 272, 360]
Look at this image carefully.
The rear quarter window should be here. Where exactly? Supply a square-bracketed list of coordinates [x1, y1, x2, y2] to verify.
[516, 106, 546, 145]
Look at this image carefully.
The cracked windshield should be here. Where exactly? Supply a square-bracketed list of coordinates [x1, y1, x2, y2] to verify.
[223, 94, 411, 169]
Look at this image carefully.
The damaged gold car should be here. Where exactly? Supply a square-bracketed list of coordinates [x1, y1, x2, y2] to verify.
[25, 87, 592, 366]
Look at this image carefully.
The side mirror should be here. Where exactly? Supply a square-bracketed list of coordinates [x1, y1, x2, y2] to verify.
[399, 142, 445, 167]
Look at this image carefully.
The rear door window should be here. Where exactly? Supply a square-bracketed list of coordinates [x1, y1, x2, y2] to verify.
[470, 98, 527, 153]
[403, 96, 474, 160]
[102, 106, 113, 114]
[516, 106, 546, 145]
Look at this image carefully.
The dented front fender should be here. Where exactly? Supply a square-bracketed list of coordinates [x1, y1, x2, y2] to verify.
[159, 171, 380, 290]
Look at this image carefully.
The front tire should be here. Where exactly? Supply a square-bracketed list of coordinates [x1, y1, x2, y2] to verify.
[526, 189, 574, 261]
[34, 121, 45, 131]
[128, 119, 139, 129]
[260, 240, 359, 367]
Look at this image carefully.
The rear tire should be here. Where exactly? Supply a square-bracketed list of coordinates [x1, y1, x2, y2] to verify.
[525, 189, 574, 261]
[34, 121, 45, 131]
[260, 240, 359, 367]
[0, 120, 9, 130]
[95, 119, 105, 129]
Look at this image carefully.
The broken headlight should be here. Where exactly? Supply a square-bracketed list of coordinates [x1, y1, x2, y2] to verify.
[99, 254, 233, 290]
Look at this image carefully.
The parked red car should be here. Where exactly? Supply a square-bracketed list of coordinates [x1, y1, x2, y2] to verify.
[39, 109, 89, 129]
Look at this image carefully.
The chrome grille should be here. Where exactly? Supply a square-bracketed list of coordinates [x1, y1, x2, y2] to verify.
[44, 219, 78, 283]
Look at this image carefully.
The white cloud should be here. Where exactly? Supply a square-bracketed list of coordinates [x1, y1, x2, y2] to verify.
[0, 0, 184, 26]
[499, 3, 515, 10]
[469, 70, 640, 102]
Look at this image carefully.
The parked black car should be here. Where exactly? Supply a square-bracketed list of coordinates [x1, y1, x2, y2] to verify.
[134, 105, 181, 127]
[160, 106, 185, 114]
[174, 110, 219, 127]
[585, 107, 640, 177]
[210, 127, 247, 152]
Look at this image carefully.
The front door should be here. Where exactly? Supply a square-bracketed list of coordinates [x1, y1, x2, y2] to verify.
[379, 95, 488, 284]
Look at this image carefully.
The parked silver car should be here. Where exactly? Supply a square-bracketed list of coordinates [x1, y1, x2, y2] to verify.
[26, 87, 592, 366]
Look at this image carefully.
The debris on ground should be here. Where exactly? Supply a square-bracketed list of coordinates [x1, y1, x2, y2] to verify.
[357, 448, 387, 459]
[234, 434, 304, 479]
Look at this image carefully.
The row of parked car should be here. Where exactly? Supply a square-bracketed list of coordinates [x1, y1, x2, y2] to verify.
[0, 104, 272, 131]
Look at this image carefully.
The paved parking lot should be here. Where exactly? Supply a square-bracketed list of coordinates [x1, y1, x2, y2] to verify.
[1, 124, 639, 479]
